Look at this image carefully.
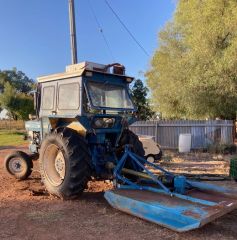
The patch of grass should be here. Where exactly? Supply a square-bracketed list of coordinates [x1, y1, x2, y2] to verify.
[0, 130, 26, 147]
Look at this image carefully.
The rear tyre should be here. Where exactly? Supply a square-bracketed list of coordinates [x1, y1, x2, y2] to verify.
[4, 151, 33, 180]
[117, 129, 145, 173]
[39, 128, 91, 199]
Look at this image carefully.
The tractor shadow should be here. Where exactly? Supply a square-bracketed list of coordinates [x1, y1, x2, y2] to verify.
[81, 191, 106, 204]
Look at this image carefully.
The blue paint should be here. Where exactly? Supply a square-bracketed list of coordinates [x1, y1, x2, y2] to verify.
[105, 145, 237, 232]
[187, 180, 236, 195]
[104, 188, 237, 232]
[174, 176, 187, 195]
[113, 146, 173, 193]
[128, 150, 172, 194]
[172, 192, 216, 207]
[129, 150, 174, 177]
[105, 190, 203, 232]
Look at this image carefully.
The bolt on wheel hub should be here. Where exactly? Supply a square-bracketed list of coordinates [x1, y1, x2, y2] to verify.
[43, 144, 67, 187]
[9, 158, 23, 173]
[55, 151, 66, 179]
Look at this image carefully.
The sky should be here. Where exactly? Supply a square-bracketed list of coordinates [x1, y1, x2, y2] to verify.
[0, 0, 176, 81]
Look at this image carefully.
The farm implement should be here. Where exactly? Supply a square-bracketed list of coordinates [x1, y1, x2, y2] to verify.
[105, 146, 237, 232]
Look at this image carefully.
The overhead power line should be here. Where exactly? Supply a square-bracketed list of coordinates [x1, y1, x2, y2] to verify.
[87, 0, 115, 61]
[104, 0, 150, 57]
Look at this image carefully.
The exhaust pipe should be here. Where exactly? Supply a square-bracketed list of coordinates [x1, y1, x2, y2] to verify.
[68, 0, 78, 64]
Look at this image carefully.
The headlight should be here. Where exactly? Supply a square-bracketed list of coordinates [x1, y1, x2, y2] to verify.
[93, 118, 115, 128]
[94, 118, 105, 128]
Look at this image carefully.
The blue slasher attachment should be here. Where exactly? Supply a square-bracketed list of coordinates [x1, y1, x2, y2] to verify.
[104, 146, 237, 232]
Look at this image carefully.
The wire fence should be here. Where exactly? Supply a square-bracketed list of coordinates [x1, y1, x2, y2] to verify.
[0, 119, 234, 149]
[0, 120, 25, 130]
[130, 120, 234, 149]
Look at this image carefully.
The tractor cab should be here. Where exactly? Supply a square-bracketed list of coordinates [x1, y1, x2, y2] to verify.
[25, 62, 140, 179]
[31, 61, 136, 135]
[36, 61, 135, 118]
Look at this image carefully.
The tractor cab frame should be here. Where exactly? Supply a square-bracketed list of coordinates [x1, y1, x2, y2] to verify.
[25, 62, 141, 180]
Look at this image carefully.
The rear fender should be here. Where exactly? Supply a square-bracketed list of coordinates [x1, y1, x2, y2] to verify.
[46, 117, 87, 137]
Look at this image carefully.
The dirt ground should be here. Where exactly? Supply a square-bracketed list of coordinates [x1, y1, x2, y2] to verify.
[1, 146, 237, 240]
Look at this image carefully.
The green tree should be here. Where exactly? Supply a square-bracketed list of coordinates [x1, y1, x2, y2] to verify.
[147, 0, 237, 119]
[0, 69, 35, 120]
[131, 79, 155, 120]
[0, 82, 18, 119]
[0, 68, 35, 94]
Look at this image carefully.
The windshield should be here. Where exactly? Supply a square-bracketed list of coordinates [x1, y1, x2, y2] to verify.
[87, 81, 134, 110]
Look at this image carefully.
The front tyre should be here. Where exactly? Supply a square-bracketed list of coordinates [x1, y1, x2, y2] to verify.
[4, 151, 33, 180]
[39, 129, 91, 200]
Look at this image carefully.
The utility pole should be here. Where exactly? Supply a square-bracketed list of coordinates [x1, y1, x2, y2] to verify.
[68, 0, 78, 64]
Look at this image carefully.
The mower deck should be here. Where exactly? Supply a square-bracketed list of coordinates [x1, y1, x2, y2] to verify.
[104, 146, 237, 232]
[105, 186, 237, 232]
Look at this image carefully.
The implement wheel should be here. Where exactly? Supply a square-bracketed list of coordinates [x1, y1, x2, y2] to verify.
[39, 128, 91, 199]
[4, 151, 33, 180]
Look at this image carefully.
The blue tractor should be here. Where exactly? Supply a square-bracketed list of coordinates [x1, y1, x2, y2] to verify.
[4, 1, 237, 232]
[4, 62, 145, 199]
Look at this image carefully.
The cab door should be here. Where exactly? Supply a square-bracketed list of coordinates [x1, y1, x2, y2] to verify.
[56, 77, 81, 116]
[39, 81, 57, 117]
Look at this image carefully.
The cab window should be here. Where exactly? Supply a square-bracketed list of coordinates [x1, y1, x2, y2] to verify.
[58, 83, 80, 110]
[42, 86, 55, 110]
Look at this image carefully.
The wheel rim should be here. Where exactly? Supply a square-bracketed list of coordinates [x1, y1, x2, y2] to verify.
[43, 144, 66, 187]
[147, 155, 155, 163]
[8, 158, 26, 174]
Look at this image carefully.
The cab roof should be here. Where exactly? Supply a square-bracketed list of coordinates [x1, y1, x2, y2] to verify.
[37, 62, 133, 83]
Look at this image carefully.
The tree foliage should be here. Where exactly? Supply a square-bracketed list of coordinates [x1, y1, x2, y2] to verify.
[0, 68, 35, 93]
[147, 0, 237, 119]
[0, 69, 35, 120]
[131, 79, 155, 120]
